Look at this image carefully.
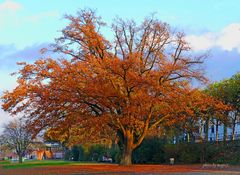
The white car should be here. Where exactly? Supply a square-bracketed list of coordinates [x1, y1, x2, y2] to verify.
[102, 156, 112, 163]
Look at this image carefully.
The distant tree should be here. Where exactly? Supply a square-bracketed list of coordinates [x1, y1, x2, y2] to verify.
[169, 89, 229, 143]
[1, 119, 33, 163]
[1, 9, 228, 165]
[207, 73, 240, 141]
[226, 73, 240, 140]
[0, 137, 12, 159]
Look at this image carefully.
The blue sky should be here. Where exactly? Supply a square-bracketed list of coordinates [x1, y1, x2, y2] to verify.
[0, 0, 240, 129]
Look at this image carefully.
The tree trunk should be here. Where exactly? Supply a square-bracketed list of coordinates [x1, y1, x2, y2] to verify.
[120, 130, 134, 166]
[216, 120, 219, 144]
[187, 133, 190, 142]
[223, 111, 228, 144]
[232, 123, 236, 141]
[223, 124, 227, 143]
[19, 154, 23, 163]
[231, 115, 237, 141]
[121, 146, 133, 165]
[204, 118, 209, 141]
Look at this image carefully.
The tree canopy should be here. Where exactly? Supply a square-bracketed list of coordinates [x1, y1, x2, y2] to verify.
[1, 9, 228, 165]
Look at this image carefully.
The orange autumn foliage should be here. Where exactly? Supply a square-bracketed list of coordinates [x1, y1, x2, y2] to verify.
[2, 9, 229, 165]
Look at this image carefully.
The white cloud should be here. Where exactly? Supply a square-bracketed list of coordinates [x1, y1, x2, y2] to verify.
[186, 33, 216, 51]
[0, 0, 22, 11]
[217, 23, 240, 52]
[186, 23, 240, 53]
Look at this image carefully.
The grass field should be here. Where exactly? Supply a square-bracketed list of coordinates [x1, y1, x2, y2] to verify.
[0, 160, 100, 169]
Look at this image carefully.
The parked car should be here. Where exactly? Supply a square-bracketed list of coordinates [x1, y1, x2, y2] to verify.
[101, 155, 112, 163]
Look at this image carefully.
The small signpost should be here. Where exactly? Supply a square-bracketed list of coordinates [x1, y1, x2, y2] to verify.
[170, 158, 174, 165]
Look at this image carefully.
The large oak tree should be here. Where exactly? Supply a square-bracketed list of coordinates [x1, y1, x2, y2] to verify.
[2, 10, 228, 165]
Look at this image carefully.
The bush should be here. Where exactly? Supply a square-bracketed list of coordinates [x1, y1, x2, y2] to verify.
[133, 137, 166, 164]
[205, 141, 240, 165]
[71, 145, 80, 161]
[67, 144, 120, 162]
[88, 144, 107, 161]
[64, 149, 72, 160]
[178, 143, 201, 163]
[108, 146, 121, 163]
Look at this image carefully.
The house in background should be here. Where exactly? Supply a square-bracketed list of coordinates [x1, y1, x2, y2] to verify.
[27, 141, 64, 160]
[45, 142, 65, 159]
[204, 123, 240, 141]
[195, 117, 240, 142]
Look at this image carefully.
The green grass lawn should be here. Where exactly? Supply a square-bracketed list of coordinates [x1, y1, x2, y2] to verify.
[0, 160, 99, 169]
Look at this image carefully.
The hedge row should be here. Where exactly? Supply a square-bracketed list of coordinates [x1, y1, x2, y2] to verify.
[65, 137, 240, 164]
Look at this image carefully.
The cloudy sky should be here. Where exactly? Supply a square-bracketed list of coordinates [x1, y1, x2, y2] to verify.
[0, 0, 239, 130]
